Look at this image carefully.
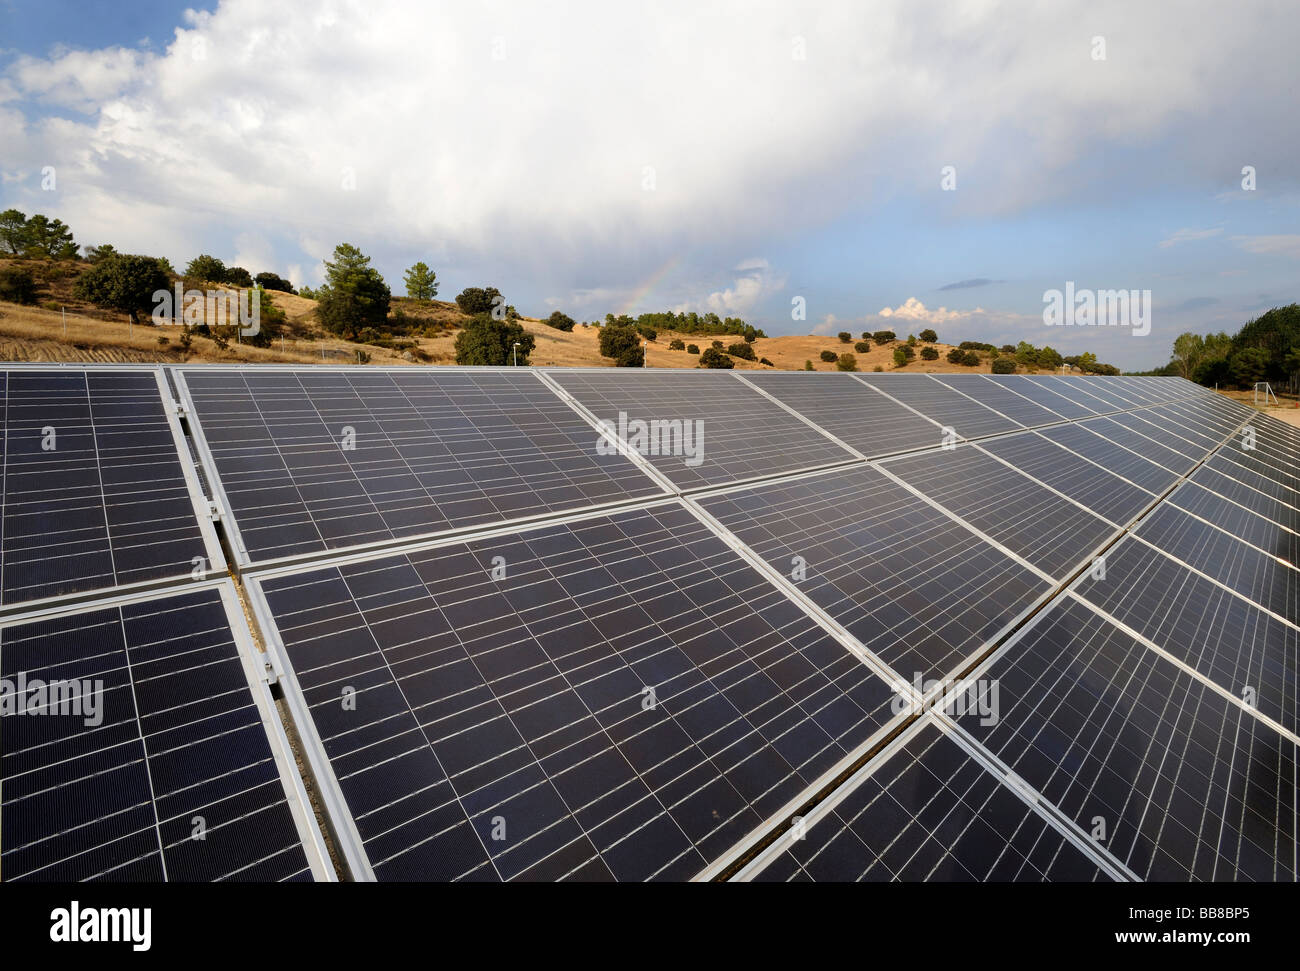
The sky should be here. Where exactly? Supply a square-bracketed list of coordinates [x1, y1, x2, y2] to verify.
[1, 0, 1297, 370]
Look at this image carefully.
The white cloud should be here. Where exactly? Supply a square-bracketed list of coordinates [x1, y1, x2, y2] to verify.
[877, 297, 980, 324]
[1230, 234, 1300, 258]
[1158, 227, 1222, 248]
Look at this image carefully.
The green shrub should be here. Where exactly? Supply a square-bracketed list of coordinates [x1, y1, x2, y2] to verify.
[545, 311, 577, 332]
[838, 331, 852, 343]
[598, 324, 645, 366]
[728, 341, 756, 361]
[455, 286, 502, 315]
[759, 357, 774, 366]
[0, 266, 37, 304]
[892, 346, 908, 367]
[668, 338, 685, 350]
[699, 347, 734, 368]
[872, 330, 896, 345]
[637, 324, 657, 342]
[991, 357, 1017, 374]
[946, 347, 966, 364]
[919, 329, 937, 343]
[819, 349, 838, 363]
[836, 353, 858, 372]
[804, 360, 814, 370]
[687, 343, 700, 354]
[854, 340, 870, 353]
[454, 314, 536, 365]
[920, 345, 939, 361]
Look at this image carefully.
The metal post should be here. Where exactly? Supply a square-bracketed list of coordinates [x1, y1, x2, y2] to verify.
[513, 342, 520, 366]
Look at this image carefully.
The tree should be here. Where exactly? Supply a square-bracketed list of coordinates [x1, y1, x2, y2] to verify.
[545, 310, 576, 332]
[0, 266, 37, 304]
[185, 254, 227, 282]
[255, 272, 296, 293]
[0, 209, 26, 254]
[84, 243, 118, 263]
[599, 324, 644, 366]
[1037, 345, 1063, 370]
[1228, 346, 1271, 386]
[687, 344, 700, 354]
[991, 357, 1017, 374]
[919, 328, 938, 343]
[892, 346, 908, 367]
[73, 253, 169, 324]
[838, 331, 852, 343]
[804, 360, 814, 370]
[225, 266, 254, 288]
[920, 345, 939, 360]
[961, 350, 981, 366]
[637, 324, 657, 342]
[668, 338, 685, 350]
[854, 341, 870, 353]
[872, 330, 896, 345]
[699, 347, 734, 368]
[836, 353, 858, 372]
[403, 262, 439, 300]
[454, 313, 535, 365]
[728, 341, 756, 361]
[946, 347, 966, 364]
[316, 243, 391, 340]
[819, 349, 838, 362]
[21, 214, 77, 259]
[455, 286, 502, 315]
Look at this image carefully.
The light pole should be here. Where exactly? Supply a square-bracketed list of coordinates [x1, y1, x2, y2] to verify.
[642, 340, 647, 368]
[512, 341, 520, 367]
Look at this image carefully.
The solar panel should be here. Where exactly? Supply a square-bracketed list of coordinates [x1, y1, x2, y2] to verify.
[697, 465, 1051, 684]
[737, 371, 944, 457]
[1189, 463, 1298, 529]
[0, 368, 219, 609]
[880, 444, 1118, 579]
[746, 720, 1110, 882]
[932, 374, 1066, 428]
[987, 376, 1097, 419]
[1072, 536, 1298, 735]
[178, 368, 664, 566]
[1049, 375, 1135, 411]
[1135, 502, 1298, 619]
[855, 374, 1021, 439]
[0, 580, 329, 881]
[1168, 482, 1299, 566]
[249, 502, 899, 881]
[976, 431, 1158, 527]
[952, 597, 1297, 881]
[545, 369, 856, 489]
[1037, 423, 1181, 495]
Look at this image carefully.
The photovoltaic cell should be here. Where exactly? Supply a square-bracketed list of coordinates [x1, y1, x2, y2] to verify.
[954, 598, 1297, 881]
[180, 368, 663, 563]
[751, 722, 1108, 882]
[1073, 538, 1298, 735]
[1077, 416, 1198, 476]
[988, 376, 1097, 420]
[546, 369, 855, 489]
[0, 369, 211, 607]
[1038, 423, 1181, 495]
[0, 585, 318, 881]
[698, 465, 1050, 683]
[1190, 463, 1298, 531]
[739, 372, 943, 457]
[1168, 482, 1299, 566]
[855, 374, 1021, 439]
[254, 503, 897, 881]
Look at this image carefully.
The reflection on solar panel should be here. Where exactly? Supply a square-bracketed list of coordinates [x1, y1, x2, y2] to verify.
[738, 371, 943, 457]
[881, 445, 1118, 579]
[1078, 416, 1199, 475]
[1169, 482, 1300, 566]
[0, 369, 216, 608]
[697, 465, 1051, 683]
[0, 581, 327, 881]
[855, 374, 1021, 439]
[748, 720, 1109, 882]
[1072, 537, 1299, 734]
[1038, 422, 1181, 494]
[989, 375, 1098, 419]
[250, 503, 898, 881]
[954, 598, 1298, 881]
[546, 369, 856, 489]
[178, 368, 664, 565]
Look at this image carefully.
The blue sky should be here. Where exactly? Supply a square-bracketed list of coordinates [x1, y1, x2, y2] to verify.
[2, 0, 1297, 369]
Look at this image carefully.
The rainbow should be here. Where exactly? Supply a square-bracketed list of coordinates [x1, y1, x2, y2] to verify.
[616, 253, 684, 317]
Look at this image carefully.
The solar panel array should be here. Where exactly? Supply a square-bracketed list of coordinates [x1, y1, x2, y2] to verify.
[0, 367, 330, 882]
[3, 364, 1294, 883]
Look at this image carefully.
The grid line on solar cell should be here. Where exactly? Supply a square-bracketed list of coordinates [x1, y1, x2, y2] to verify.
[0, 585, 316, 882]
[1037, 422, 1181, 495]
[1134, 503, 1299, 621]
[750, 720, 1108, 882]
[736, 372, 943, 457]
[953, 598, 1297, 881]
[1073, 538, 1299, 737]
[255, 502, 898, 881]
[987, 376, 1097, 419]
[698, 464, 1051, 684]
[1076, 417, 1197, 475]
[1190, 463, 1299, 531]
[543, 369, 857, 490]
[0, 370, 211, 607]
[179, 368, 664, 564]
[853, 374, 1021, 440]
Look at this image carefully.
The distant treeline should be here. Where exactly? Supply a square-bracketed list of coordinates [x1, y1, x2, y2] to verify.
[1139, 304, 1299, 391]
